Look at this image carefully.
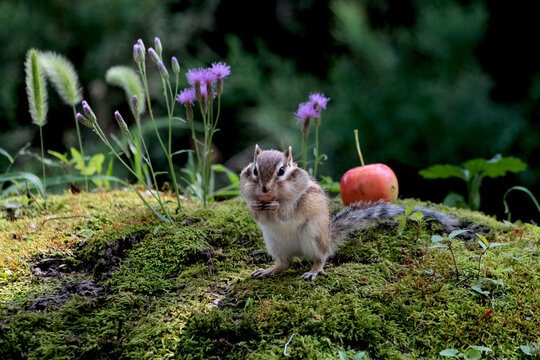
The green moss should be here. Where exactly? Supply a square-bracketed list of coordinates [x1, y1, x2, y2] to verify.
[1, 191, 538, 359]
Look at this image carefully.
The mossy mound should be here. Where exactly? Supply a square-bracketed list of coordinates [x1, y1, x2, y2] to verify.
[0, 191, 538, 359]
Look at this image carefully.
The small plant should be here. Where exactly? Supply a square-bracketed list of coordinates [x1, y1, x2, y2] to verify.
[294, 92, 330, 177]
[395, 205, 432, 241]
[419, 154, 527, 211]
[520, 343, 539, 356]
[476, 233, 503, 281]
[430, 230, 468, 281]
[177, 62, 231, 206]
[439, 345, 492, 359]
[338, 350, 367, 360]
[24, 49, 48, 203]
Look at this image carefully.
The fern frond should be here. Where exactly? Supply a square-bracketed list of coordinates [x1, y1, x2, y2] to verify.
[39, 51, 82, 106]
[25, 49, 48, 127]
[105, 66, 146, 116]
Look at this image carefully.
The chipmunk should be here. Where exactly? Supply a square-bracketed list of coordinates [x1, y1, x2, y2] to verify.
[239, 145, 459, 281]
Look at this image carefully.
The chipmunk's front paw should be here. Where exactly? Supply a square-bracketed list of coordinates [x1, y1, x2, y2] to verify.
[300, 270, 327, 281]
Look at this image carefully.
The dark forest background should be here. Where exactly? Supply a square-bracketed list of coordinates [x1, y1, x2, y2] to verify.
[0, 0, 538, 223]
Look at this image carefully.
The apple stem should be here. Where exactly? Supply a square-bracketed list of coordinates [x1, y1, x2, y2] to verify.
[354, 129, 365, 167]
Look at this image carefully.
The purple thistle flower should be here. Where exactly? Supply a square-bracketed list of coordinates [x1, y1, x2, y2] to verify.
[131, 95, 139, 118]
[154, 37, 162, 58]
[81, 100, 97, 124]
[157, 60, 169, 81]
[148, 47, 160, 64]
[202, 68, 217, 85]
[133, 44, 144, 64]
[186, 68, 206, 87]
[137, 39, 145, 53]
[176, 88, 196, 106]
[210, 62, 230, 96]
[76, 112, 92, 128]
[309, 93, 330, 112]
[295, 102, 318, 125]
[114, 110, 129, 135]
[171, 56, 180, 75]
[177, 88, 196, 122]
[210, 62, 231, 80]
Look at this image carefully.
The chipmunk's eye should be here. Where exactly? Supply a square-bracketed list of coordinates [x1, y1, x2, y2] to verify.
[277, 166, 285, 176]
[253, 167, 258, 176]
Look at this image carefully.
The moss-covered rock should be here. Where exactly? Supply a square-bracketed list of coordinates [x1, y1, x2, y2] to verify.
[0, 191, 538, 359]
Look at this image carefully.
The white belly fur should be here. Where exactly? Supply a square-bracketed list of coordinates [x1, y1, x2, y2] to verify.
[257, 217, 321, 262]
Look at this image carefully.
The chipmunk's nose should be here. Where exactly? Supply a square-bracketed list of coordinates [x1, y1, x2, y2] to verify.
[262, 185, 268, 193]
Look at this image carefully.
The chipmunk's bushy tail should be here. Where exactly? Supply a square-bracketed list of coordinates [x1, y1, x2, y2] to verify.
[330, 201, 459, 249]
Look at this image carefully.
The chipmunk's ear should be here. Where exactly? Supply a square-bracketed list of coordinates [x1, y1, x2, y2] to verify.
[254, 144, 262, 161]
[284, 146, 293, 166]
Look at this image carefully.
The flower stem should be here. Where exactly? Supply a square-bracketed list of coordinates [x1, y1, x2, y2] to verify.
[72, 105, 88, 191]
[301, 133, 308, 170]
[354, 129, 365, 167]
[313, 120, 320, 179]
[39, 125, 47, 204]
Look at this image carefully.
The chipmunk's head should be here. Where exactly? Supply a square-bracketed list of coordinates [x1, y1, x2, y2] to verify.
[240, 145, 309, 211]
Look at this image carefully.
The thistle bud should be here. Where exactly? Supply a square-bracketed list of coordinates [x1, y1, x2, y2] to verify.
[154, 37, 162, 58]
[81, 100, 97, 124]
[114, 111, 129, 135]
[171, 56, 180, 76]
[157, 61, 169, 81]
[133, 44, 145, 65]
[137, 38, 145, 54]
[76, 112, 93, 128]
[131, 95, 139, 119]
[148, 47, 160, 65]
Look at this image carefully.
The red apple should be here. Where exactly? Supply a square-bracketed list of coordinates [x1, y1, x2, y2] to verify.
[340, 163, 399, 206]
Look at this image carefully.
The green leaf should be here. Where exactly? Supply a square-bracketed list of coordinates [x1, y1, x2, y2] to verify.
[212, 164, 240, 186]
[419, 165, 466, 181]
[431, 235, 444, 243]
[488, 243, 503, 248]
[430, 243, 448, 249]
[448, 229, 468, 239]
[47, 150, 69, 164]
[83, 153, 105, 175]
[478, 240, 487, 250]
[410, 211, 424, 222]
[171, 149, 194, 157]
[481, 156, 527, 178]
[173, 116, 187, 123]
[463, 348, 481, 360]
[462, 158, 489, 178]
[439, 349, 459, 357]
[404, 205, 415, 216]
[397, 219, 407, 235]
[353, 352, 366, 360]
[0, 148, 14, 163]
[520, 345, 537, 355]
[471, 285, 489, 296]
[0, 171, 46, 199]
[469, 346, 491, 352]
[338, 350, 349, 360]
